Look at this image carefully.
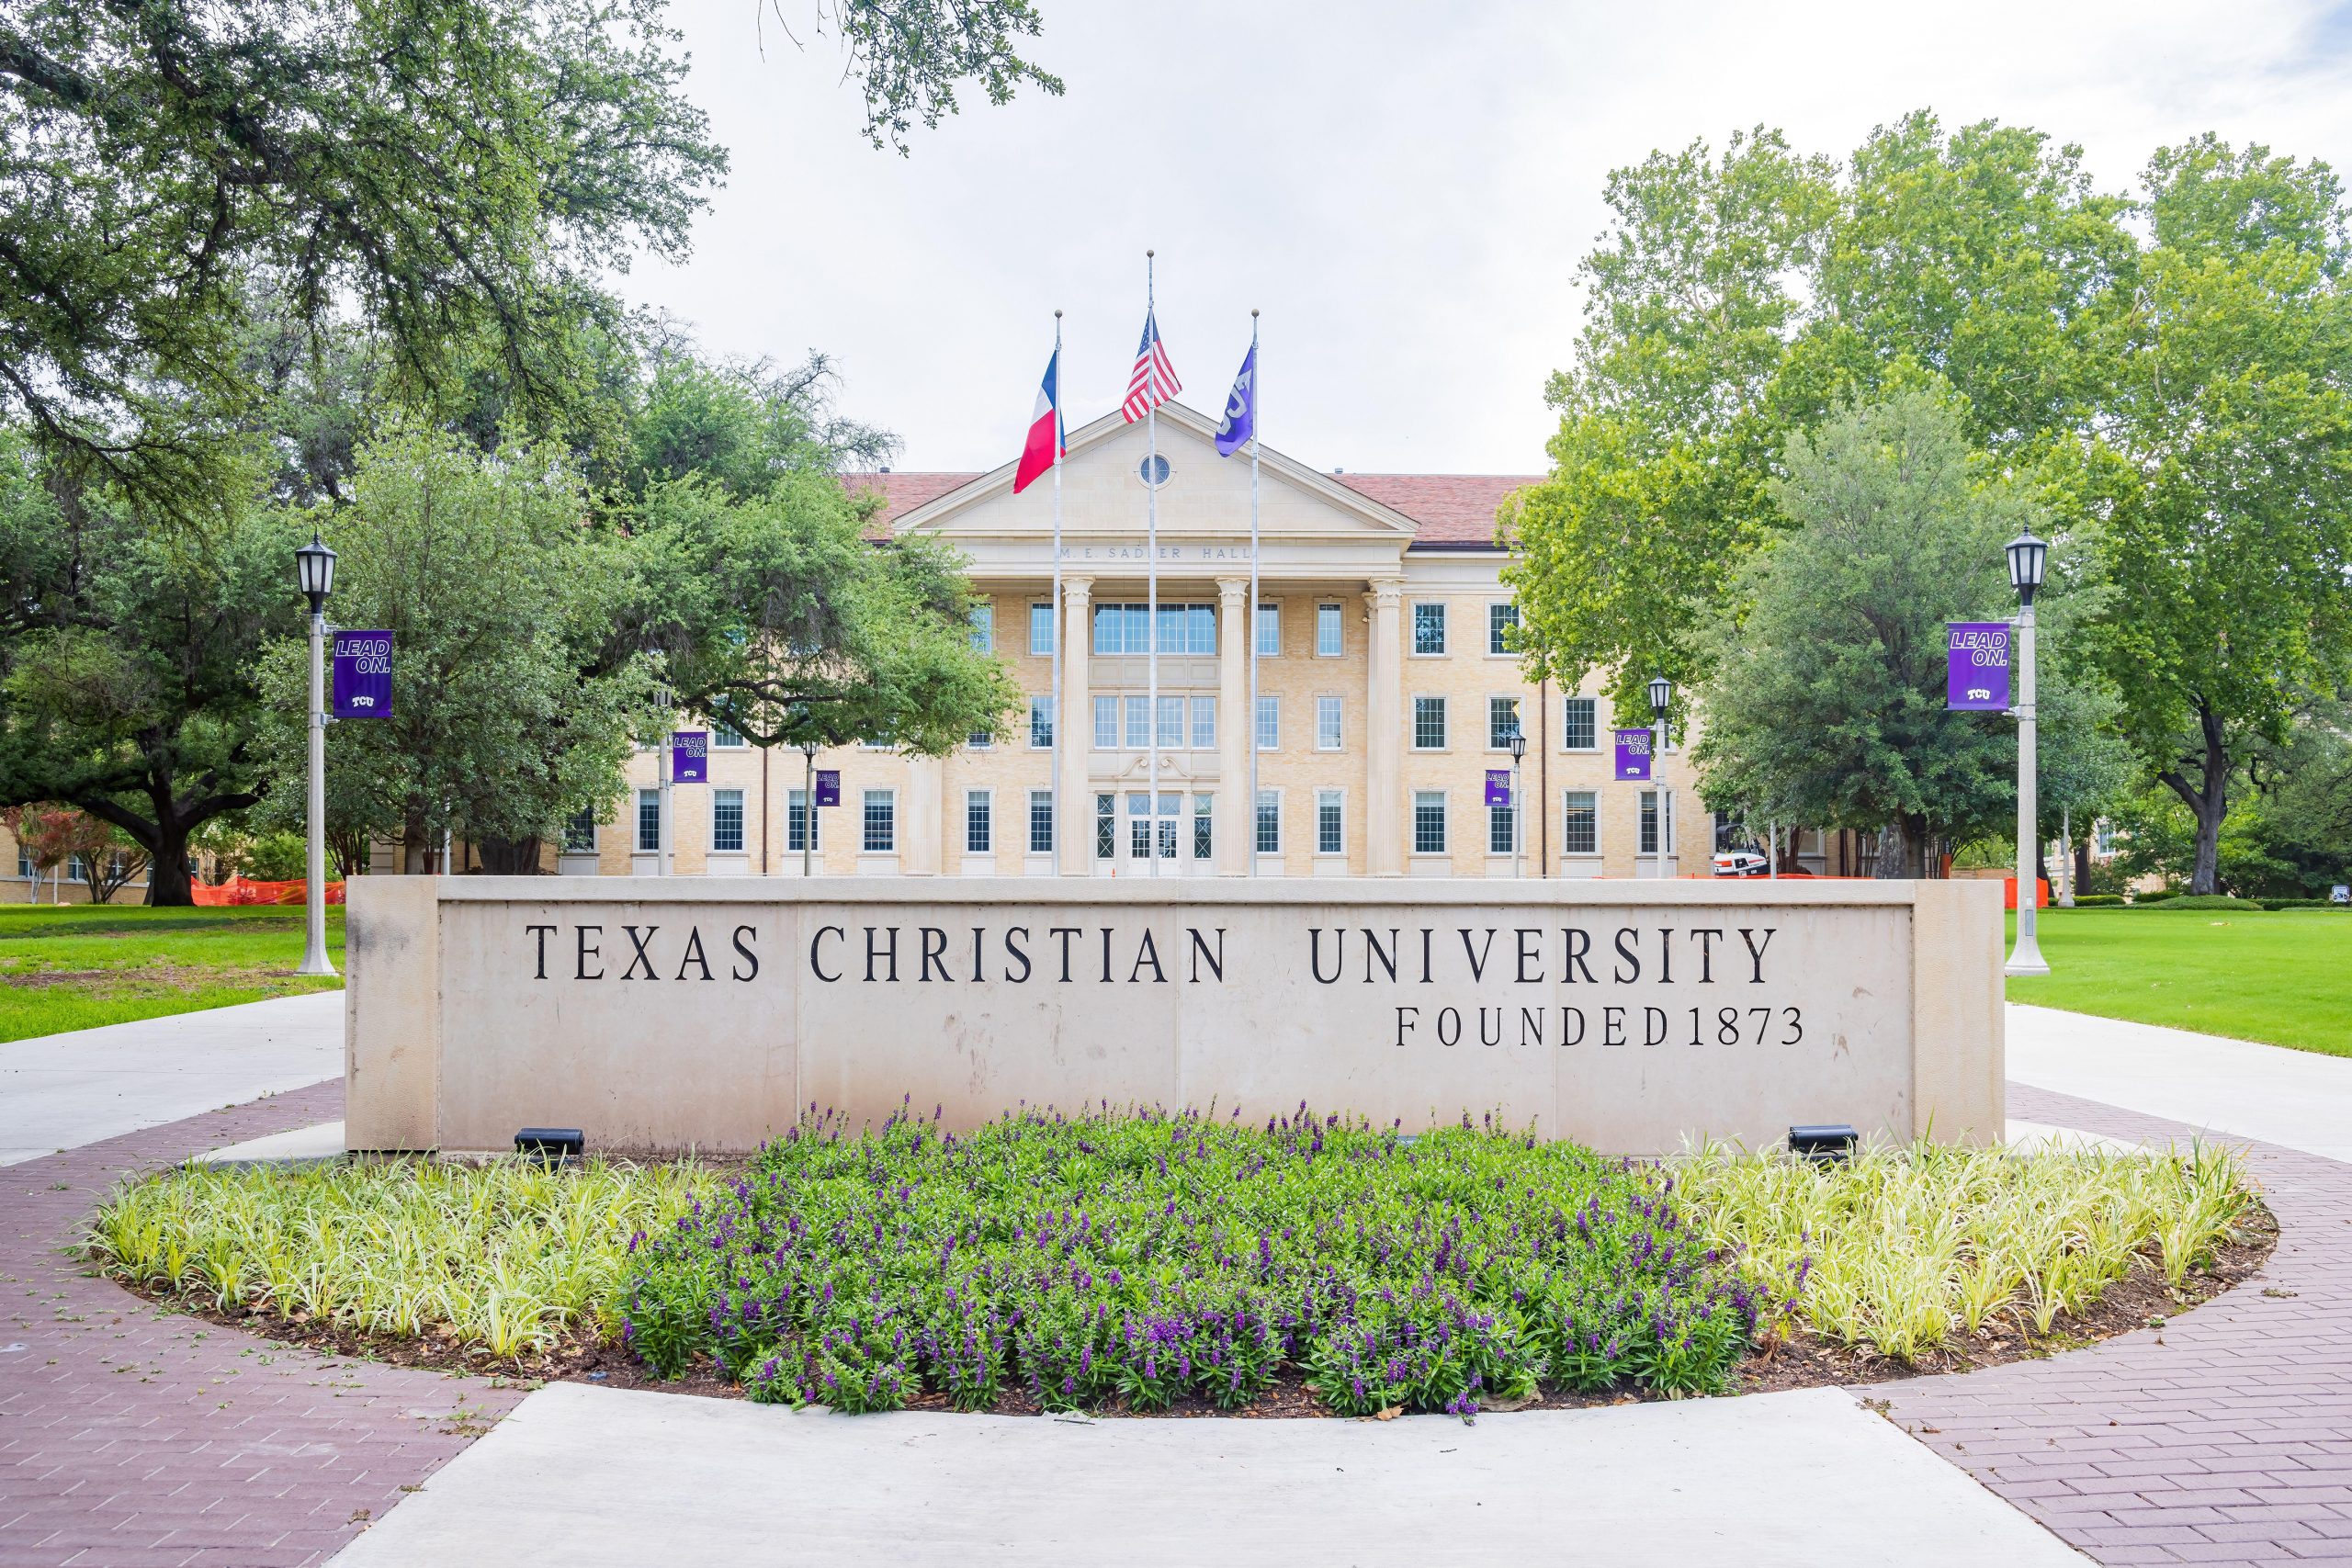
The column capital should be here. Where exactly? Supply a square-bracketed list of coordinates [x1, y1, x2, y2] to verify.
[1062, 574, 1094, 604]
[1215, 575, 1250, 603]
[1363, 577, 1405, 608]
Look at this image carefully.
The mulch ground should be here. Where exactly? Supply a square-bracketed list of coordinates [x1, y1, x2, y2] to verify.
[110, 1199, 2278, 1421]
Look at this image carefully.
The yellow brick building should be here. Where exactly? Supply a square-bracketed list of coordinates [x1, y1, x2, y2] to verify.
[567, 401, 1708, 881]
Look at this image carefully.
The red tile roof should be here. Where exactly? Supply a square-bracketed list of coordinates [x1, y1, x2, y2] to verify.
[1334, 474, 1544, 547]
[839, 469, 1545, 547]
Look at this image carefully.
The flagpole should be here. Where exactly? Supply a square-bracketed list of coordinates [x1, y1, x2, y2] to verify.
[1146, 251, 1159, 879]
[1050, 310, 1064, 877]
[1247, 309, 1261, 877]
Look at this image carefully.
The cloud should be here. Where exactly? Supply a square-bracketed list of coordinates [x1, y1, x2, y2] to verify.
[616, 0, 2352, 473]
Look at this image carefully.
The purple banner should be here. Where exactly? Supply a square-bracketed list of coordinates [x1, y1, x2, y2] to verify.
[331, 630, 392, 719]
[814, 770, 841, 807]
[670, 730, 707, 784]
[1484, 769, 1512, 808]
[1613, 728, 1653, 781]
[1947, 621, 2012, 711]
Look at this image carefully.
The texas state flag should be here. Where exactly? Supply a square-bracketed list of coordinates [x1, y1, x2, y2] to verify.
[1012, 347, 1063, 494]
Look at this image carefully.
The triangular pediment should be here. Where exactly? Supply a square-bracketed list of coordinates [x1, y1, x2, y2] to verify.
[889, 402, 1420, 543]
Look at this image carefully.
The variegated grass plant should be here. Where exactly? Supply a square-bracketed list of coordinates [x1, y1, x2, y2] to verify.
[1675, 1139, 2253, 1365]
[88, 1156, 708, 1362]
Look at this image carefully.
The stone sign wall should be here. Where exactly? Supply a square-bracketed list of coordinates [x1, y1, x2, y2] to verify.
[344, 877, 2003, 1156]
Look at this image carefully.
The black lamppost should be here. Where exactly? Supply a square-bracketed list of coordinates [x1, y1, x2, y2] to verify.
[1647, 675, 1672, 878]
[1506, 724, 1528, 879]
[2006, 530, 2051, 975]
[293, 534, 336, 976]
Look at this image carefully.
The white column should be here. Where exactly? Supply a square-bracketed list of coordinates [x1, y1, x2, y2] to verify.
[905, 755, 944, 875]
[1364, 578, 1404, 877]
[1058, 576, 1093, 874]
[1216, 576, 1250, 874]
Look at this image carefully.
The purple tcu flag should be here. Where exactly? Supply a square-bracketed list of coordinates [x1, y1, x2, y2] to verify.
[1214, 341, 1257, 457]
[331, 630, 391, 718]
[670, 731, 707, 784]
[1613, 728, 1653, 781]
[814, 770, 841, 807]
[1484, 769, 1512, 808]
[1947, 621, 2013, 711]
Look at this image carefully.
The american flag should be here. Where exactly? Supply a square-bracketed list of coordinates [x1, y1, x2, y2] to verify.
[1122, 309, 1182, 422]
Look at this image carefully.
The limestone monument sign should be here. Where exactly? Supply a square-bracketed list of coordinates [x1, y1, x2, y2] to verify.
[345, 877, 2002, 1156]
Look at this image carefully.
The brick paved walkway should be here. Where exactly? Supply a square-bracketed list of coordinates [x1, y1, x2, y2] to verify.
[0, 1080, 528, 1568]
[1875, 1083, 2352, 1567]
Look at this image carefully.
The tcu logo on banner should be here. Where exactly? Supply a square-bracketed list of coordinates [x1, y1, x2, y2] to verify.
[331, 631, 392, 718]
[1946, 622, 2012, 711]
[1613, 728, 1653, 781]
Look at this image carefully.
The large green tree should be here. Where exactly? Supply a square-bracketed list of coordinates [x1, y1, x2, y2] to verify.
[0, 435, 300, 901]
[2078, 137, 2352, 893]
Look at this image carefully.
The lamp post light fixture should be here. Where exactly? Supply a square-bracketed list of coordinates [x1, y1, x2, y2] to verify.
[293, 533, 336, 977]
[2005, 529, 2051, 976]
[1506, 724, 1528, 879]
[652, 682, 674, 879]
[1647, 675, 1672, 879]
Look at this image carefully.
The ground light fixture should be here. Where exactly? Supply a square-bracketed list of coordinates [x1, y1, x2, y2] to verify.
[1646, 675, 1672, 878]
[294, 533, 336, 978]
[515, 1127, 585, 1163]
[1788, 1123, 1858, 1164]
[2005, 528, 2052, 976]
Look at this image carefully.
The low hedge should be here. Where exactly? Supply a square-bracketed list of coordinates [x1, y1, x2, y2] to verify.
[2132, 895, 2265, 911]
[2066, 894, 2128, 907]
[2254, 897, 2350, 911]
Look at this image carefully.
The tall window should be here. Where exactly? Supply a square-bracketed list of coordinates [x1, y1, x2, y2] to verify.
[1254, 694, 1280, 750]
[1561, 790, 1598, 855]
[1192, 794, 1214, 860]
[1412, 602, 1446, 655]
[965, 790, 991, 854]
[1255, 602, 1281, 657]
[967, 727, 993, 750]
[863, 789, 896, 852]
[1093, 694, 1118, 750]
[1030, 695, 1055, 750]
[636, 789, 661, 852]
[1317, 789, 1344, 855]
[1413, 791, 1447, 854]
[1316, 602, 1343, 657]
[1488, 603, 1517, 655]
[712, 788, 745, 852]
[1488, 695, 1520, 750]
[1029, 790, 1056, 853]
[1315, 694, 1343, 750]
[1127, 793, 1152, 859]
[2095, 818, 2115, 856]
[1639, 789, 1674, 855]
[1488, 798, 1515, 855]
[562, 808, 596, 853]
[1156, 695, 1185, 749]
[1094, 793, 1115, 859]
[1561, 695, 1597, 751]
[969, 602, 994, 652]
[1413, 695, 1447, 750]
[1190, 696, 1216, 750]
[1255, 790, 1281, 854]
[786, 789, 820, 852]
[711, 725, 747, 748]
[1029, 602, 1056, 656]
[1091, 603, 1216, 656]
[1125, 694, 1151, 749]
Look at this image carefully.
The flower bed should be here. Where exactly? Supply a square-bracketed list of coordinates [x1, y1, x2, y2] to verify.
[618, 1104, 1781, 1416]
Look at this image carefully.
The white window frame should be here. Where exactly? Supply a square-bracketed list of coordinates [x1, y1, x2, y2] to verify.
[965, 788, 992, 855]
[1410, 602, 1447, 657]
[1030, 694, 1055, 750]
[1254, 788, 1282, 855]
[1638, 788, 1675, 856]
[1029, 601, 1056, 657]
[1254, 694, 1280, 752]
[1560, 789, 1599, 857]
[1028, 790, 1056, 854]
[969, 601, 994, 653]
[1487, 798, 1516, 857]
[636, 788, 662, 853]
[1315, 788, 1345, 857]
[1412, 790, 1448, 855]
[1255, 602, 1281, 658]
[863, 788, 898, 853]
[1315, 602, 1344, 658]
[1560, 694, 1599, 752]
[711, 787, 746, 853]
[711, 725, 748, 749]
[1093, 694, 1118, 750]
[1315, 694, 1343, 751]
[1412, 694, 1448, 752]
[562, 808, 597, 854]
[1487, 695, 1521, 751]
[1190, 695, 1216, 750]
[1487, 602, 1518, 657]
[786, 788, 821, 853]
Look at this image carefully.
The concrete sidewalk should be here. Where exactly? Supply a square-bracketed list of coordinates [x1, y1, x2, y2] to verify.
[2007, 1002, 2352, 1162]
[331, 1382, 2086, 1567]
[0, 990, 344, 1165]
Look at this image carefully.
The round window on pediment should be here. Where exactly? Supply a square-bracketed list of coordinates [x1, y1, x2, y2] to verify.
[1136, 454, 1171, 489]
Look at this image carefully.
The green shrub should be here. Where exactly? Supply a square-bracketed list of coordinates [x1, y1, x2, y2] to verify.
[237, 830, 309, 882]
[2134, 895, 2264, 911]
[2067, 894, 2127, 908]
[2254, 897, 2350, 911]
[2133, 888, 2181, 904]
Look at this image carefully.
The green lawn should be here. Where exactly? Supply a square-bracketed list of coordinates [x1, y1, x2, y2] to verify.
[2003, 906, 2352, 1056]
[0, 905, 344, 1043]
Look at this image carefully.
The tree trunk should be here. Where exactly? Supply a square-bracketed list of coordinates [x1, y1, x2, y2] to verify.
[474, 836, 543, 874]
[2158, 700, 2231, 897]
[144, 828, 196, 906]
[401, 807, 432, 874]
[2074, 836, 2092, 895]
[1873, 819, 1908, 879]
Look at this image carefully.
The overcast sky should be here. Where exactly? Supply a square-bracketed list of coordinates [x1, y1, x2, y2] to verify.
[613, 0, 2352, 476]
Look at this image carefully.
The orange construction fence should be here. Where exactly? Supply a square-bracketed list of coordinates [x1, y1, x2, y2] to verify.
[2003, 876, 2051, 909]
[190, 876, 345, 907]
